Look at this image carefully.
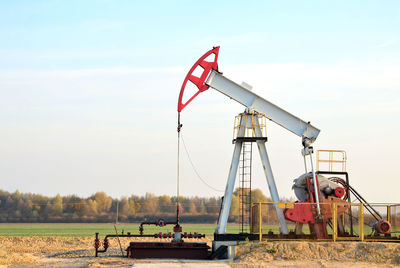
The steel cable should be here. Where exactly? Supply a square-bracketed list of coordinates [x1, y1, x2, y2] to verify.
[180, 134, 224, 192]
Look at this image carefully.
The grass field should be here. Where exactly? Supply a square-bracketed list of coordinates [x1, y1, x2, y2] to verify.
[0, 223, 397, 237]
[0, 223, 253, 237]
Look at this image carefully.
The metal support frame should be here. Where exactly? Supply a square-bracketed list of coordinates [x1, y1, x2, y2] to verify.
[332, 203, 338, 242]
[215, 116, 245, 234]
[258, 202, 262, 241]
[215, 113, 289, 235]
[360, 203, 364, 241]
[254, 116, 289, 234]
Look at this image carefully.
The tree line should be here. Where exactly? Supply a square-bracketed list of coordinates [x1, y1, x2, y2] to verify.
[0, 188, 279, 223]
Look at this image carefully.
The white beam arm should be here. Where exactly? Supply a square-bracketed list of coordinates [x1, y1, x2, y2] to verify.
[206, 70, 320, 143]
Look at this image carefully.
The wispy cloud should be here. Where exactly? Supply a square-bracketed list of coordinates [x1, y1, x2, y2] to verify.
[378, 40, 396, 48]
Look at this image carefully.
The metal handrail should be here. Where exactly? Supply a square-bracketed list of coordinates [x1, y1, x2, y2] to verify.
[250, 201, 400, 242]
[316, 150, 347, 172]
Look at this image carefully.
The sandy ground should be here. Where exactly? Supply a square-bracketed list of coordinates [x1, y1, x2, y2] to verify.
[235, 241, 400, 267]
[0, 236, 399, 267]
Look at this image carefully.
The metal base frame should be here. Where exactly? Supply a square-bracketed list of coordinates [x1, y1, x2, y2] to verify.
[127, 241, 210, 259]
[214, 232, 400, 243]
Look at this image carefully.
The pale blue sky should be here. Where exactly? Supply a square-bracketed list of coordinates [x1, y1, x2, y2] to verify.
[1, 1, 399, 69]
[0, 1, 399, 202]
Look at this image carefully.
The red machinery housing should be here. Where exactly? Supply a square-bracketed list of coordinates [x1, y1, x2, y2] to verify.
[284, 175, 349, 239]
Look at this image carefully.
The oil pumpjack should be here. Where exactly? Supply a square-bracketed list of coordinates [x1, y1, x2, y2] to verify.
[177, 46, 395, 253]
[94, 46, 397, 259]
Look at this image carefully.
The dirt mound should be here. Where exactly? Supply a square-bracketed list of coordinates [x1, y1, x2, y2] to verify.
[235, 241, 400, 265]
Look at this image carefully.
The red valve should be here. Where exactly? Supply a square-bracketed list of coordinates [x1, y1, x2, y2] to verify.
[94, 239, 100, 249]
[173, 225, 182, 232]
[178, 46, 220, 112]
[103, 238, 109, 250]
[334, 187, 345, 198]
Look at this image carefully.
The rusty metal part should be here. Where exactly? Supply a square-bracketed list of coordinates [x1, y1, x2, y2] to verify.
[308, 177, 328, 239]
[319, 196, 350, 218]
[284, 197, 349, 223]
[95, 232, 154, 257]
[309, 217, 328, 239]
[127, 241, 209, 259]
